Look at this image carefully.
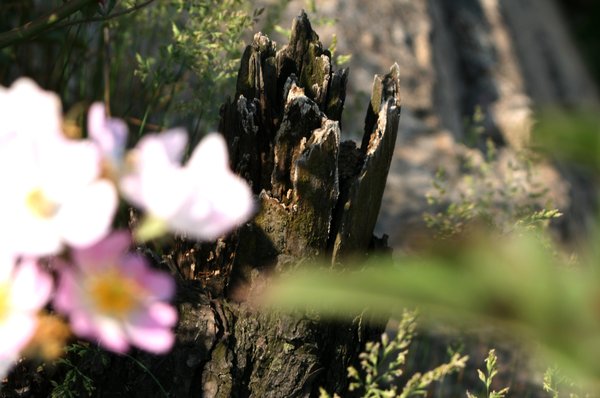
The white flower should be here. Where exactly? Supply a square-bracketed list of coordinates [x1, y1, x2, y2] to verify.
[121, 132, 254, 241]
[0, 78, 64, 146]
[0, 255, 53, 375]
[0, 80, 118, 257]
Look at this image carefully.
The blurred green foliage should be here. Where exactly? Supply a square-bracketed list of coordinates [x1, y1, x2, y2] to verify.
[532, 110, 600, 172]
[543, 365, 591, 398]
[268, 226, 600, 387]
[423, 139, 561, 240]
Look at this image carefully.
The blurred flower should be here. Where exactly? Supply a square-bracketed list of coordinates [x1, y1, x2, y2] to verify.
[53, 231, 177, 354]
[0, 83, 118, 257]
[88, 102, 128, 181]
[0, 255, 53, 375]
[0, 78, 64, 146]
[121, 132, 254, 241]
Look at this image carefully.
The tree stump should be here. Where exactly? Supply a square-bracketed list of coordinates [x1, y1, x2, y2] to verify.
[188, 12, 400, 397]
[22, 12, 401, 398]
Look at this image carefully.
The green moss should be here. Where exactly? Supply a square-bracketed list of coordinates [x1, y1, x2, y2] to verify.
[301, 42, 329, 101]
[283, 342, 295, 354]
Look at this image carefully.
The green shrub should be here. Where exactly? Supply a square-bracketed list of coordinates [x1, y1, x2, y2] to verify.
[423, 139, 561, 240]
[320, 311, 468, 398]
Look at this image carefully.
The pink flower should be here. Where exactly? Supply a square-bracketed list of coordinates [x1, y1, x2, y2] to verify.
[88, 102, 128, 180]
[0, 83, 118, 257]
[0, 255, 53, 374]
[53, 231, 177, 354]
[120, 132, 255, 241]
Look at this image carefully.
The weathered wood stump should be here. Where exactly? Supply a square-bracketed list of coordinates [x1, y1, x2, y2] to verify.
[38, 12, 401, 398]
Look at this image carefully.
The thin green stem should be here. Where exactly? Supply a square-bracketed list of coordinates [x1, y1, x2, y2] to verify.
[102, 23, 111, 114]
[123, 353, 169, 397]
[137, 104, 152, 139]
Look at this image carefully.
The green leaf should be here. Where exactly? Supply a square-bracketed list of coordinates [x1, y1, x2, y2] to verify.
[266, 228, 600, 384]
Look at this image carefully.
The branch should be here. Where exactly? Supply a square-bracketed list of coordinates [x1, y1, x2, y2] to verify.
[0, 0, 97, 49]
[55, 0, 156, 30]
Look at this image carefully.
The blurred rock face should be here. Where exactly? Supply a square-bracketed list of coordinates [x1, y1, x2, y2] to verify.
[256, 0, 598, 249]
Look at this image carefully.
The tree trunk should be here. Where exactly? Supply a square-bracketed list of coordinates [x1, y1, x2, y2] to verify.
[191, 12, 400, 396]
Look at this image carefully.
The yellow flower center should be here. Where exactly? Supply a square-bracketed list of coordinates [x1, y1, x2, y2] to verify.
[62, 119, 82, 140]
[88, 269, 143, 317]
[26, 188, 59, 219]
[0, 283, 10, 322]
[99, 159, 118, 183]
[124, 151, 138, 174]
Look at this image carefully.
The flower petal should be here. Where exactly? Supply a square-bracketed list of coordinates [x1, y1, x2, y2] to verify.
[139, 129, 188, 165]
[41, 140, 101, 202]
[171, 173, 254, 240]
[121, 135, 190, 218]
[140, 163, 190, 219]
[8, 216, 63, 257]
[58, 180, 118, 248]
[68, 311, 96, 337]
[72, 230, 131, 271]
[87, 316, 130, 353]
[54, 266, 82, 315]
[88, 102, 128, 166]
[10, 259, 53, 311]
[0, 313, 37, 358]
[186, 133, 229, 172]
[124, 305, 177, 353]
[0, 78, 64, 143]
[138, 267, 176, 301]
